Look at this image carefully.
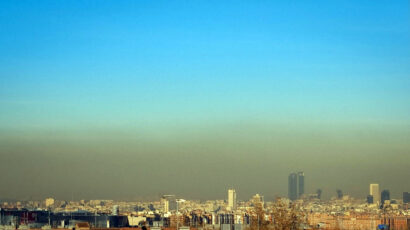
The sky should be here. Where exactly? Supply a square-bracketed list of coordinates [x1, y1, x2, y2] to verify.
[0, 0, 409, 201]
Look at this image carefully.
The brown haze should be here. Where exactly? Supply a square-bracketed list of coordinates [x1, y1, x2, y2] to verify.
[0, 121, 409, 201]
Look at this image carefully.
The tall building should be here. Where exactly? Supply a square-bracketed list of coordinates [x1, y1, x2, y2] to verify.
[370, 184, 380, 205]
[403, 192, 410, 204]
[288, 171, 305, 200]
[297, 172, 305, 198]
[381, 190, 390, 206]
[161, 195, 176, 212]
[160, 197, 170, 213]
[227, 189, 236, 211]
[288, 173, 298, 201]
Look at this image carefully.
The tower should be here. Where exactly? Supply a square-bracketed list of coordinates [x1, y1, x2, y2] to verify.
[228, 189, 236, 211]
[403, 192, 410, 203]
[161, 195, 176, 212]
[288, 173, 298, 200]
[288, 171, 304, 200]
[161, 197, 170, 213]
[298, 172, 305, 198]
[370, 184, 380, 205]
[381, 190, 390, 206]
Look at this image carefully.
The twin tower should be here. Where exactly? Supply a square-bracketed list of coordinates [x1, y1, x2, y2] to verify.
[288, 172, 305, 200]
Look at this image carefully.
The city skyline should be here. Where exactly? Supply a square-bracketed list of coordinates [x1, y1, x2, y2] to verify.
[1, 0, 410, 202]
[1, 188, 408, 230]
[0, 174, 403, 203]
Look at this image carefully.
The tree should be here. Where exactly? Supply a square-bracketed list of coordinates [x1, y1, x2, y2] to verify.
[269, 198, 306, 230]
[246, 198, 307, 230]
[248, 201, 270, 230]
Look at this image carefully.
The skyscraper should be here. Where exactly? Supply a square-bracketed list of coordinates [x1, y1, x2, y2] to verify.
[381, 190, 390, 206]
[228, 189, 236, 211]
[403, 192, 410, 203]
[288, 173, 298, 201]
[298, 172, 305, 198]
[288, 171, 305, 200]
[370, 184, 380, 205]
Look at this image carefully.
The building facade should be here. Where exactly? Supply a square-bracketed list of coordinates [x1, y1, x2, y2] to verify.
[403, 192, 410, 204]
[288, 173, 298, 200]
[370, 184, 380, 205]
[228, 189, 236, 211]
[381, 190, 390, 206]
[288, 172, 304, 200]
[298, 172, 305, 198]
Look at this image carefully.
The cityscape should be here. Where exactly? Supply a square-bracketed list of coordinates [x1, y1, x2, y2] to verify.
[1, 172, 410, 229]
[1, 0, 409, 230]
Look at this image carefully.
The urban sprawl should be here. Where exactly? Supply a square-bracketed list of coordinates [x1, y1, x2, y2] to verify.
[1, 172, 409, 230]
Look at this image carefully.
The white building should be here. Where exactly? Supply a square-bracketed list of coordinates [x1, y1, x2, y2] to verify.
[112, 205, 119, 215]
[161, 198, 169, 213]
[228, 189, 236, 211]
[370, 184, 380, 205]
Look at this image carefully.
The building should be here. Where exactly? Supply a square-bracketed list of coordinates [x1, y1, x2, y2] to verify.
[251, 194, 264, 206]
[227, 189, 236, 211]
[45, 198, 55, 208]
[288, 173, 298, 200]
[298, 172, 305, 198]
[75, 222, 90, 230]
[370, 184, 380, 205]
[381, 190, 390, 206]
[112, 205, 119, 215]
[367, 195, 374, 204]
[403, 192, 410, 204]
[0, 209, 129, 228]
[288, 172, 304, 200]
[336, 189, 343, 199]
[161, 197, 169, 213]
[161, 195, 176, 212]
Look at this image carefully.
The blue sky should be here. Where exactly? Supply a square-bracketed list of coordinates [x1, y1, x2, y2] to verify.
[0, 0, 409, 129]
